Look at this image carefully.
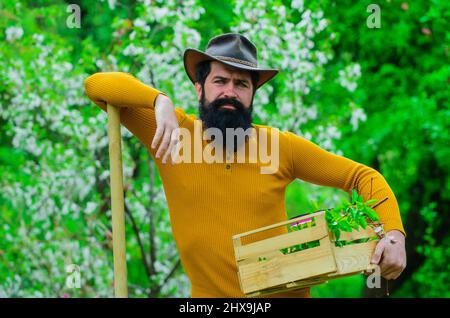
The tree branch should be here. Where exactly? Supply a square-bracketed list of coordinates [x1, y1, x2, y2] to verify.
[124, 196, 152, 281]
[148, 258, 181, 297]
[162, 259, 181, 286]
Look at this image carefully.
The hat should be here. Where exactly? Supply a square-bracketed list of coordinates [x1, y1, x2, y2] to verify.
[183, 33, 279, 90]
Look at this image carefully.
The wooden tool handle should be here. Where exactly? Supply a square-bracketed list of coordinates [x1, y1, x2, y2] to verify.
[107, 104, 128, 298]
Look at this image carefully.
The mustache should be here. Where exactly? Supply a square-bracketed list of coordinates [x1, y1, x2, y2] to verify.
[207, 98, 246, 111]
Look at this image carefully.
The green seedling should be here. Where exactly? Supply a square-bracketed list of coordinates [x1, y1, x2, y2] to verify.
[325, 189, 381, 245]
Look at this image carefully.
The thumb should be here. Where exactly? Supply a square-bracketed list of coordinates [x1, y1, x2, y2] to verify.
[371, 241, 385, 264]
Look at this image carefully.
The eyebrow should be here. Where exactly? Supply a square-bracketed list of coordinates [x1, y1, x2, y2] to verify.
[213, 75, 250, 84]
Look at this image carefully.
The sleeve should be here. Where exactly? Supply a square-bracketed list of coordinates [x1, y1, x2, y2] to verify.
[83, 72, 187, 152]
[287, 131, 405, 236]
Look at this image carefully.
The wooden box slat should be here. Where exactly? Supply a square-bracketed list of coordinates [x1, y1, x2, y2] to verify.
[238, 237, 336, 294]
[235, 220, 327, 261]
[232, 210, 325, 240]
[330, 240, 378, 276]
[335, 226, 377, 242]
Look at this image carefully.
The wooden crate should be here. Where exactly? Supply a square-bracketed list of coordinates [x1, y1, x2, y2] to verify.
[232, 211, 379, 297]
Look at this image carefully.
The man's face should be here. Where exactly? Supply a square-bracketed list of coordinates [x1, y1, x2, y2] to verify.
[195, 61, 255, 151]
[195, 61, 254, 110]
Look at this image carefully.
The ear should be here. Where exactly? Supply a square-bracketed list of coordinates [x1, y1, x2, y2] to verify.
[194, 82, 202, 101]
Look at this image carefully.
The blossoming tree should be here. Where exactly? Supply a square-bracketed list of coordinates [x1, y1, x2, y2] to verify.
[0, 0, 364, 297]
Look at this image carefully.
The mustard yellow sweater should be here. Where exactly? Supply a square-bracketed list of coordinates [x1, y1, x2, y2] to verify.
[84, 72, 405, 298]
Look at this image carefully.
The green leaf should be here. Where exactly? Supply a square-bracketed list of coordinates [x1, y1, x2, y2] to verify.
[325, 211, 333, 223]
[350, 221, 360, 231]
[350, 206, 358, 219]
[333, 204, 344, 214]
[331, 208, 342, 219]
[351, 189, 358, 204]
[333, 229, 341, 241]
[365, 199, 378, 206]
[360, 217, 367, 229]
[364, 207, 380, 221]
[340, 221, 353, 232]
[340, 198, 352, 208]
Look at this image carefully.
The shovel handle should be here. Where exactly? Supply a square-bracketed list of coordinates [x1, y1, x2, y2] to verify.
[107, 104, 128, 298]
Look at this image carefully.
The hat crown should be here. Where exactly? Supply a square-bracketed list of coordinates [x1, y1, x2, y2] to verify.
[205, 33, 258, 67]
[183, 33, 279, 89]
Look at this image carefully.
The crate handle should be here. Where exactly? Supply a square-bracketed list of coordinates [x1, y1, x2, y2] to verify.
[232, 210, 326, 240]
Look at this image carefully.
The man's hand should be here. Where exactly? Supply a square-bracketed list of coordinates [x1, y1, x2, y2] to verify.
[370, 230, 407, 280]
[151, 94, 180, 164]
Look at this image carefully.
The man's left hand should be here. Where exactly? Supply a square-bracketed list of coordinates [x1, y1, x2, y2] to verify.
[370, 230, 407, 280]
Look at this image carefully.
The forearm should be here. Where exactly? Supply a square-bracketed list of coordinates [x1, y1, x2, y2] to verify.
[349, 165, 406, 236]
[83, 72, 163, 110]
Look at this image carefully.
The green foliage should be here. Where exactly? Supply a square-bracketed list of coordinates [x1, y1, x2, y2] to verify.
[324, 189, 380, 244]
[320, 0, 449, 297]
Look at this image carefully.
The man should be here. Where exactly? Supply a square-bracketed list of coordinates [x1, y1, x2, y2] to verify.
[84, 33, 406, 297]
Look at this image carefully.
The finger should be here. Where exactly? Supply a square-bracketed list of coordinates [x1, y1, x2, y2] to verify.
[385, 271, 401, 280]
[381, 265, 397, 278]
[382, 270, 399, 280]
[152, 125, 164, 149]
[156, 128, 171, 159]
[162, 136, 178, 164]
[363, 264, 378, 276]
[161, 142, 172, 164]
[166, 127, 180, 163]
[170, 128, 181, 163]
[171, 138, 182, 165]
[371, 240, 386, 265]
[381, 262, 404, 279]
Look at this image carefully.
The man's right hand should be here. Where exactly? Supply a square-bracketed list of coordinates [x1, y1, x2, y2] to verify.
[151, 94, 180, 165]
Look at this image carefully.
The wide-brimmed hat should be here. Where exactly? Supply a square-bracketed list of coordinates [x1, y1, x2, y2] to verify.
[183, 33, 279, 90]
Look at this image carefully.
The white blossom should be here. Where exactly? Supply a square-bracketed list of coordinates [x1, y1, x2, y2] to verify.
[134, 18, 150, 32]
[291, 0, 304, 11]
[123, 44, 145, 56]
[338, 63, 361, 92]
[350, 108, 367, 131]
[32, 33, 44, 43]
[5, 26, 24, 42]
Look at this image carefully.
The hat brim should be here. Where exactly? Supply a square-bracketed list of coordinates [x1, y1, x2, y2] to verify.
[183, 48, 278, 90]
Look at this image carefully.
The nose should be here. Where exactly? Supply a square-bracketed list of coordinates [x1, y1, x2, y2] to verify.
[221, 82, 238, 99]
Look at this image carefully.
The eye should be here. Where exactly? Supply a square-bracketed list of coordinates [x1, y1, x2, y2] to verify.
[214, 79, 225, 84]
[237, 81, 248, 88]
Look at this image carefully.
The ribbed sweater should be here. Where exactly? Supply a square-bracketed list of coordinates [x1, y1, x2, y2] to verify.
[84, 72, 405, 298]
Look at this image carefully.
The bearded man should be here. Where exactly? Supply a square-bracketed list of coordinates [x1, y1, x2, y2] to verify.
[84, 33, 406, 298]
